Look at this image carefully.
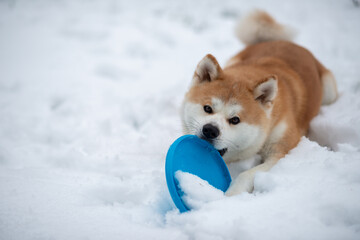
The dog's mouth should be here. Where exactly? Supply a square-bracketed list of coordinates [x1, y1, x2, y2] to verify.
[217, 148, 228, 157]
[199, 135, 227, 157]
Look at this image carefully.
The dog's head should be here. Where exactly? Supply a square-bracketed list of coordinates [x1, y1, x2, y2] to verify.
[181, 54, 278, 162]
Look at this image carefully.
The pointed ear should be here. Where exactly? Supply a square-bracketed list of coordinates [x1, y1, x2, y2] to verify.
[192, 54, 222, 85]
[254, 76, 278, 104]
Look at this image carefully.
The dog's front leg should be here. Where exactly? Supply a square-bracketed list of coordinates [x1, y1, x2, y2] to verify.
[225, 158, 279, 196]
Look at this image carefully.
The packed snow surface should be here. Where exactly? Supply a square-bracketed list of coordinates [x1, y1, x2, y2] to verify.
[175, 170, 225, 210]
[1, 0, 360, 239]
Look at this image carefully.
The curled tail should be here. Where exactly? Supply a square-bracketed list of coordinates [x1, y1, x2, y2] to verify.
[235, 10, 296, 46]
[315, 59, 339, 105]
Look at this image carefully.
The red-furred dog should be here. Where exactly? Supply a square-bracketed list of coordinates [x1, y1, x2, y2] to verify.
[181, 10, 338, 195]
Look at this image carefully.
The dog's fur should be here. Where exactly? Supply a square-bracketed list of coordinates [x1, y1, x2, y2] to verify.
[181, 10, 338, 196]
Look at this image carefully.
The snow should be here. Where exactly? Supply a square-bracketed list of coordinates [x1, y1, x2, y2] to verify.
[0, 0, 360, 239]
[175, 171, 225, 210]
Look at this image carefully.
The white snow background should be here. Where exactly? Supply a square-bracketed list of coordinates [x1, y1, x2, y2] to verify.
[1, 0, 360, 239]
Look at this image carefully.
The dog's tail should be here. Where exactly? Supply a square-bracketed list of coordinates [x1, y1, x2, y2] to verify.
[235, 10, 295, 46]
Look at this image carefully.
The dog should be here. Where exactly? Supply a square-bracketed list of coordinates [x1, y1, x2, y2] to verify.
[181, 10, 338, 196]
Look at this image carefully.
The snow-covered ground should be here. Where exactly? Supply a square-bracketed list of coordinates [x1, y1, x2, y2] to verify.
[1, 0, 360, 239]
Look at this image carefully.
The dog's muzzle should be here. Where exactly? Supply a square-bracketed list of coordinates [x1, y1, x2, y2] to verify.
[217, 148, 227, 157]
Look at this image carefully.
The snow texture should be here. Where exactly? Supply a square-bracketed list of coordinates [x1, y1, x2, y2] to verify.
[175, 171, 225, 210]
[0, 0, 360, 239]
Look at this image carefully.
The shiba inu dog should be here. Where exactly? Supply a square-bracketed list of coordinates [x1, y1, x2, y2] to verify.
[181, 10, 338, 196]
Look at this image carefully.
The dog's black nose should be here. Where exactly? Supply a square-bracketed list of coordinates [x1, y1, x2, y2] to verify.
[202, 124, 219, 139]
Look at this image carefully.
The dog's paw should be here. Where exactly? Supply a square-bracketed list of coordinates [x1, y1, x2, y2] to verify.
[225, 174, 254, 196]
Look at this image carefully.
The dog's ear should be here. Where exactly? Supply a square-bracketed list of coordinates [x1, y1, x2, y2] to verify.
[253, 76, 278, 104]
[192, 54, 222, 85]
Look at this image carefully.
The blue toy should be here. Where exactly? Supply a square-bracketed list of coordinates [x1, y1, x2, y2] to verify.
[165, 135, 232, 212]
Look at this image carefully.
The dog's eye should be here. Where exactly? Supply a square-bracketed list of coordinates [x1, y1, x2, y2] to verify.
[229, 117, 240, 125]
[203, 105, 213, 114]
